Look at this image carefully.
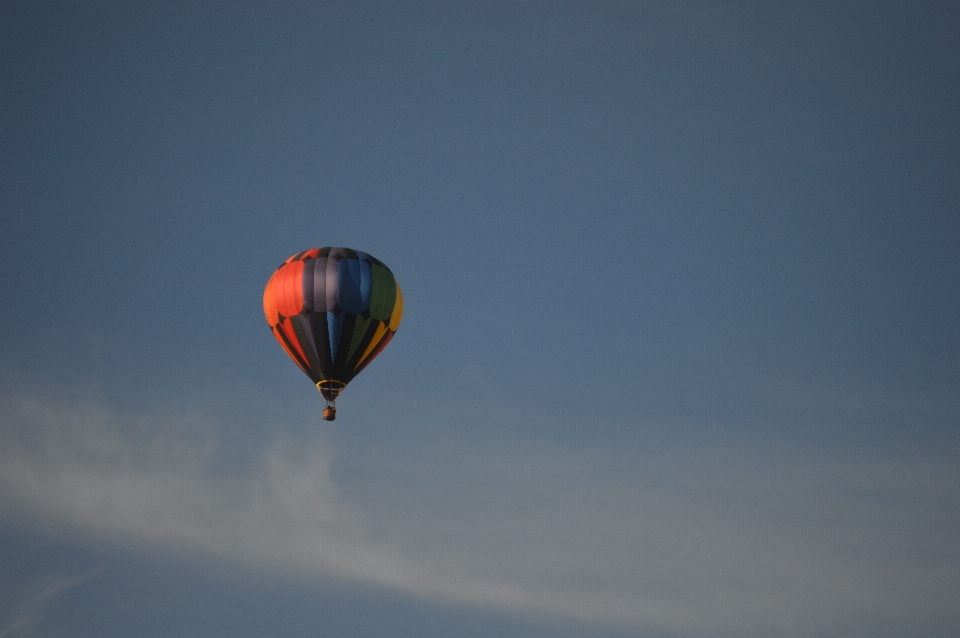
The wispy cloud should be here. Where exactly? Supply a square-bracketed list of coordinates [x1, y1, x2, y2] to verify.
[1, 388, 958, 636]
[0, 569, 101, 638]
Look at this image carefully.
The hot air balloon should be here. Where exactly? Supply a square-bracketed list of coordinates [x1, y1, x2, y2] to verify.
[263, 247, 403, 421]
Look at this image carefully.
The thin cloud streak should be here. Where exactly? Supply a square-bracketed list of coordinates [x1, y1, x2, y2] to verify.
[0, 569, 101, 638]
[1, 389, 958, 636]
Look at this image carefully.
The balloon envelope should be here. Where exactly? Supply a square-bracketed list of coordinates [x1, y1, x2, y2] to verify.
[263, 247, 403, 402]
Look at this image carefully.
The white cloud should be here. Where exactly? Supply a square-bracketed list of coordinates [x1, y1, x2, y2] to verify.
[0, 570, 100, 638]
[1, 388, 958, 636]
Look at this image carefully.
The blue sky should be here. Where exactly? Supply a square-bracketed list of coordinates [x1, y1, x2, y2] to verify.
[2, 2, 959, 636]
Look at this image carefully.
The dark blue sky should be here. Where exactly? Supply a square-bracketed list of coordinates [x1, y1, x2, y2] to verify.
[2, 2, 959, 636]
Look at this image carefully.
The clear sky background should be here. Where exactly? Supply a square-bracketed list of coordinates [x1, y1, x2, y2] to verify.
[2, 2, 958, 636]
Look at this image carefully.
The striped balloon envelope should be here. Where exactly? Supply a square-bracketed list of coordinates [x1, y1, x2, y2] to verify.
[263, 247, 403, 420]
